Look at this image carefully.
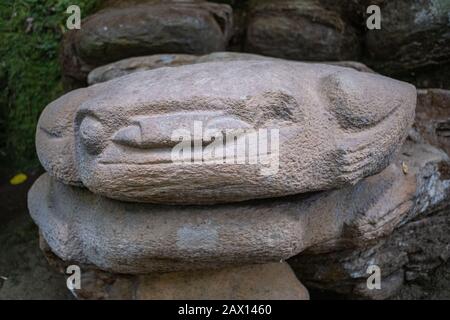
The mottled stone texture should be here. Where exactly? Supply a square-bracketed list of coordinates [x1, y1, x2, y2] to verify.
[60, 0, 233, 89]
[37, 60, 415, 204]
[240, 0, 450, 88]
[318, 0, 385, 27]
[29, 151, 430, 274]
[290, 201, 450, 299]
[415, 89, 450, 156]
[87, 51, 375, 85]
[245, 0, 361, 61]
[29, 139, 449, 298]
[30, 136, 435, 274]
[59, 0, 450, 89]
[364, 0, 450, 88]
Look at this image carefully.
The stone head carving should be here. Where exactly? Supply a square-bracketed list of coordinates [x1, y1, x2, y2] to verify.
[36, 60, 416, 204]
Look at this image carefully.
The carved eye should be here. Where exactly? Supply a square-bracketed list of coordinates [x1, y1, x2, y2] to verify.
[79, 116, 105, 154]
[323, 71, 410, 129]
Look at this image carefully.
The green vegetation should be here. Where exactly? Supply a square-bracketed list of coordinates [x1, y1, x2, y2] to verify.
[0, 0, 98, 170]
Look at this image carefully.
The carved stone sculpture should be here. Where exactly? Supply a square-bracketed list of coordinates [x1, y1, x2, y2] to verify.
[36, 60, 416, 204]
[30, 139, 436, 275]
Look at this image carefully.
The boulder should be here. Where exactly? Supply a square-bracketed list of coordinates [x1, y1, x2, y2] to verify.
[60, 0, 233, 88]
[289, 139, 450, 299]
[37, 60, 415, 204]
[364, 0, 450, 88]
[319, 0, 386, 27]
[414, 89, 450, 156]
[88, 54, 199, 85]
[87, 51, 374, 84]
[245, 0, 361, 61]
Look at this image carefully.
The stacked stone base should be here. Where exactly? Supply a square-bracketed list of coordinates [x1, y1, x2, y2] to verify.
[40, 236, 308, 300]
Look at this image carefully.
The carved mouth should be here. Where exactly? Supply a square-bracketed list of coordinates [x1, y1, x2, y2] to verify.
[98, 146, 177, 165]
[97, 135, 272, 166]
[85, 111, 279, 166]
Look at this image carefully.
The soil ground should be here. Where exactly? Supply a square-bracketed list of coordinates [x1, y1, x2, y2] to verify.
[0, 168, 71, 300]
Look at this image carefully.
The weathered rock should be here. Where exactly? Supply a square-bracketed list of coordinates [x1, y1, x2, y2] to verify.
[414, 89, 450, 156]
[87, 54, 199, 85]
[401, 64, 450, 89]
[324, 60, 375, 74]
[224, 1, 248, 51]
[39, 245, 309, 300]
[364, 0, 450, 87]
[60, 0, 233, 88]
[393, 260, 450, 300]
[30, 173, 311, 273]
[37, 60, 415, 204]
[245, 0, 361, 61]
[29, 136, 433, 274]
[288, 139, 450, 299]
[133, 262, 309, 300]
[87, 51, 374, 84]
[319, 0, 386, 27]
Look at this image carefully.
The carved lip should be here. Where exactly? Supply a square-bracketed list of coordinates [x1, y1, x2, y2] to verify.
[97, 141, 272, 166]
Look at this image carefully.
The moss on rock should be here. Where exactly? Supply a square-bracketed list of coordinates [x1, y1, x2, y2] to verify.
[0, 0, 99, 169]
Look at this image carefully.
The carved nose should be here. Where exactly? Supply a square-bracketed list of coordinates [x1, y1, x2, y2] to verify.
[113, 123, 178, 148]
[112, 112, 250, 149]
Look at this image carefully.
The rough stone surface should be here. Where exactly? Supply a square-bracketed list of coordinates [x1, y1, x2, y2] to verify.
[87, 54, 199, 85]
[319, 0, 385, 27]
[288, 138, 450, 300]
[393, 260, 450, 300]
[39, 246, 309, 300]
[37, 60, 416, 204]
[87, 51, 374, 85]
[29, 137, 436, 274]
[60, 0, 233, 88]
[30, 173, 315, 273]
[414, 89, 450, 156]
[245, 0, 361, 61]
[364, 0, 450, 87]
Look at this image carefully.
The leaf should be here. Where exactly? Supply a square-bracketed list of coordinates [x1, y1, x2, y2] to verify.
[9, 172, 27, 185]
